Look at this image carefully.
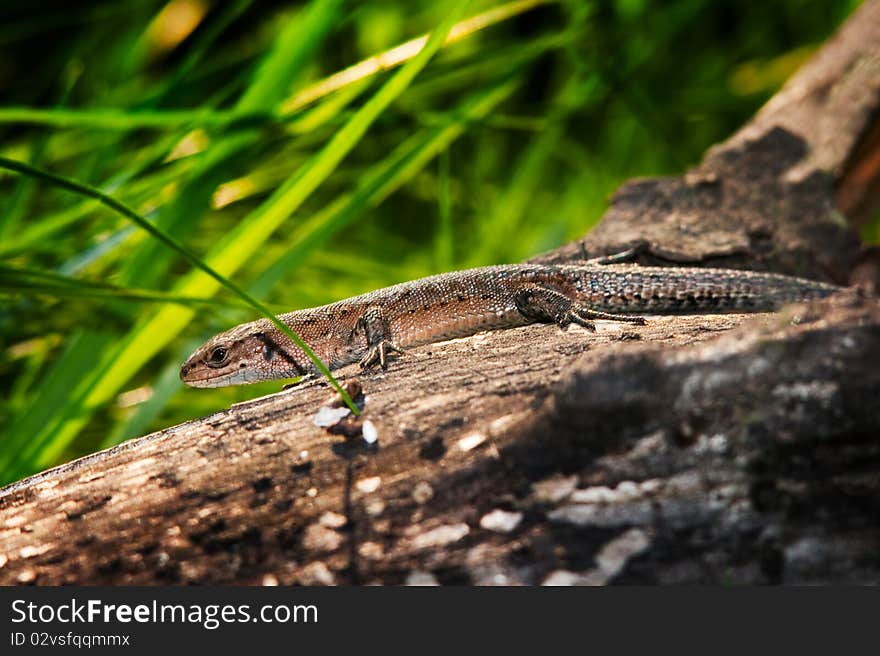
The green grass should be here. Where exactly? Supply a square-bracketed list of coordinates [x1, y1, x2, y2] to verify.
[0, 0, 865, 485]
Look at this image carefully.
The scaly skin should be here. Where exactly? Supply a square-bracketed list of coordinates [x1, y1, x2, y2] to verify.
[179, 264, 839, 387]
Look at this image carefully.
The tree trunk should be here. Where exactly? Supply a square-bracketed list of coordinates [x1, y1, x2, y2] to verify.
[1, 0, 879, 586]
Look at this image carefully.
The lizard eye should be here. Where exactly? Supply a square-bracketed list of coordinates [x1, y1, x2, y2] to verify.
[206, 346, 229, 367]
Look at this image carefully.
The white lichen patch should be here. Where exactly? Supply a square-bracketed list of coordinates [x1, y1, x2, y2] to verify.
[311, 405, 350, 428]
[362, 420, 378, 445]
[298, 561, 335, 586]
[531, 475, 578, 503]
[409, 523, 470, 550]
[4, 515, 28, 529]
[541, 570, 584, 586]
[569, 486, 616, 504]
[593, 528, 651, 579]
[549, 501, 653, 528]
[541, 529, 651, 586]
[627, 432, 667, 458]
[19, 544, 51, 559]
[358, 541, 384, 560]
[356, 476, 381, 494]
[319, 511, 347, 529]
[488, 413, 527, 435]
[479, 509, 523, 533]
[772, 381, 838, 401]
[693, 433, 730, 454]
[303, 523, 343, 553]
[570, 479, 663, 504]
[17, 568, 37, 584]
[457, 432, 487, 452]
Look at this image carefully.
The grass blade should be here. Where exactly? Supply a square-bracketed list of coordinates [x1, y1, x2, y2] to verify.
[0, 1, 469, 474]
[250, 78, 519, 294]
[0, 264, 250, 309]
[0, 155, 357, 411]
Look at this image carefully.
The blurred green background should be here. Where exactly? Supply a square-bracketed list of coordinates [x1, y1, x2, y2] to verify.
[0, 0, 866, 485]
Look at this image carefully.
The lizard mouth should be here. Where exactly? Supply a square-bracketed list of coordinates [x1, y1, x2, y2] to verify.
[179, 358, 229, 388]
[180, 362, 269, 388]
[181, 374, 227, 388]
[179, 367, 217, 387]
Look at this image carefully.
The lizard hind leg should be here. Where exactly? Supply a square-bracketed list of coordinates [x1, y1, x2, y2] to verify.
[355, 305, 405, 370]
[514, 284, 595, 331]
[513, 284, 647, 330]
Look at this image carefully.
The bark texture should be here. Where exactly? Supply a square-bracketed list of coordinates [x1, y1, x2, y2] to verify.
[1, 1, 879, 585]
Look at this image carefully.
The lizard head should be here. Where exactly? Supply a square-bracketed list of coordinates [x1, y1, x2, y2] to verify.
[180, 321, 306, 388]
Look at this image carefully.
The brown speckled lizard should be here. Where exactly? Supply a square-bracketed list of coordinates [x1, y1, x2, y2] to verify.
[179, 263, 839, 388]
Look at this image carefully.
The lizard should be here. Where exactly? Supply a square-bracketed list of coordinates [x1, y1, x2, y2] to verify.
[179, 262, 840, 388]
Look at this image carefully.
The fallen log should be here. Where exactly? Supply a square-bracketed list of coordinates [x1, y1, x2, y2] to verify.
[1, 0, 878, 585]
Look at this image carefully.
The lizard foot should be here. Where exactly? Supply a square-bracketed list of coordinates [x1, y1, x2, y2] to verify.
[572, 307, 647, 325]
[354, 304, 404, 369]
[360, 340, 404, 370]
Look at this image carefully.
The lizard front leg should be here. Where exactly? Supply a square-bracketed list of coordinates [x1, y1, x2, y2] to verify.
[354, 305, 404, 369]
[513, 284, 647, 329]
